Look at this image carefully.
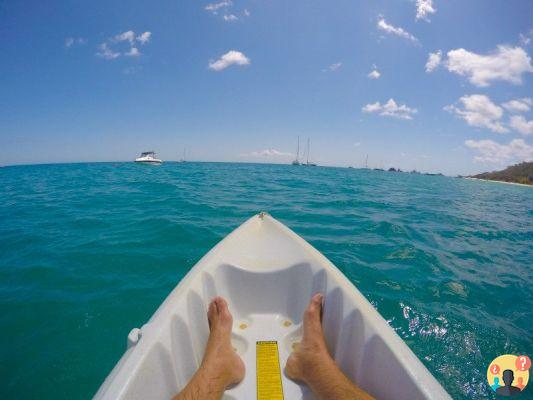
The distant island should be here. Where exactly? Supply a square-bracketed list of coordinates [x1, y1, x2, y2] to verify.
[469, 162, 532, 186]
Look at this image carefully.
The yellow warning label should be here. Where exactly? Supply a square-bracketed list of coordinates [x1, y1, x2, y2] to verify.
[256, 341, 284, 400]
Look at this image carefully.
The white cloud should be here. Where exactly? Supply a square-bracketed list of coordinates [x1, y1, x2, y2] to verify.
[368, 69, 381, 79]
[65, 37, 86, 49]
[242, 149, 293, 157]
[113, 30, 136, 43]
[509, 115, 533, 136]
[416, 0, 436, 21]
[446, 46, 533, 87]
[324, 62, 342, 72]
[354, 142, 361, 147]
[244, 9, 250, 17]
[223, 14, 238, 21]
[96, 43, 120, 60]
[137, 32, 152, 44]
[445, 94, 508, 133]
[208, 50, 250, 71]
[97, 30, 151, 60]
[425, 50, 442, 72]
[125, 47, 140, 57]
[502, 98, 532, 113]
[377, 18, 418, 42]
[465, 138, 533, 164]
[205, 0, 232, 13]
[362, 98, 417, 120]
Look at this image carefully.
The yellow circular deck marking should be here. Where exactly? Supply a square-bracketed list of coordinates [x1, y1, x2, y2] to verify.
[256, 341, 284, 400]
[239, 323, 248, 330]
[283, 320, 292, 327]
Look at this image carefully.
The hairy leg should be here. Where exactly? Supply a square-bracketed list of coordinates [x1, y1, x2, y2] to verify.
[173, 297, 245, 400]
[285, 293, 374, 400]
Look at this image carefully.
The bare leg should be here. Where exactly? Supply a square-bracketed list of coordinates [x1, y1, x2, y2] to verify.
[173, 297, 245, 400]
[285, 293, 374, 400]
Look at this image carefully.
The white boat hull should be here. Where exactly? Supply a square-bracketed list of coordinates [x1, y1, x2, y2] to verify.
[95, 213, 450, 400]
[135, 159, 162, 164]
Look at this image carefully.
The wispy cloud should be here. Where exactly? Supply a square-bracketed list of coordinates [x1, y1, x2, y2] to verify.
[519, 29, 533, 46]
[205, 1, 246, 22]
[446, 46, 533, 87]
[425, 50, 442, 72]
[416, 0, 436, 22]
[96, 43, 120, 60]
[223, 14, 238, 22]
[136, 32, 152, 45]
[241, 149, 293, 157]
[65, 37, 86, 49]
[323, 62, 342, 72]
[205, 0, 232, 12]
[112, 30, 136, 43]
[377, 17, 418, 42]
[208, 50, 250, 71]
[96, 30, 151, 60]
[502, 98, 532, 113]
[465, 138, 533, 164]
[123, 66, 143, 75]
[362, 98, 417, 120]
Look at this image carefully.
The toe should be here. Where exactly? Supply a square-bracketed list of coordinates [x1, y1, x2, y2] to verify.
[311, 293, 323, 308]
[207, 299, 217, 328]
[303, 293, 324, 340]
[214, 297, 233, 325]
[305, 293, 323, 320]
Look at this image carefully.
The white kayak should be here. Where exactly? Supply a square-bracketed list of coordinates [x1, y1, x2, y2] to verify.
[95, 213, 451, 400]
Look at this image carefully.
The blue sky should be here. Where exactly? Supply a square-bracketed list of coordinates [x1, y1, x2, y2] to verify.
[0, 0, 532, 175]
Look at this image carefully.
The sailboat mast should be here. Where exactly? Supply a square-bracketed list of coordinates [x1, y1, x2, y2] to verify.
[307, 138, 310, 165]
[365, 154, 368, 169]
[296, 136, 300, 161]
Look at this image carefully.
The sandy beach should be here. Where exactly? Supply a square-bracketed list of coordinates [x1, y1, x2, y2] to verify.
[465, 177, 532, 187]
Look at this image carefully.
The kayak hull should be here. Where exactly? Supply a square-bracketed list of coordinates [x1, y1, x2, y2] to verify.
[95, 213, 450, 399]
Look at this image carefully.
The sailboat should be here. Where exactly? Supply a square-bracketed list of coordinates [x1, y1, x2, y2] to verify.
[292, 136, 301, 165]
[304, 138, 317, 166]
[180, 148, 186, 163]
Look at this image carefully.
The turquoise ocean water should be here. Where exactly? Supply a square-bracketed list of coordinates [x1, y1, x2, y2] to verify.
[1, 162, 532, 399]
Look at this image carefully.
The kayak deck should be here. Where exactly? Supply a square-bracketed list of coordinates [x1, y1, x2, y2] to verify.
[95, 213, 450, 399]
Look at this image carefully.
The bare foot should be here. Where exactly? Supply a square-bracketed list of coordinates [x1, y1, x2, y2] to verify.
[285, 293, 334, 383]
[201, 297, 245, 387]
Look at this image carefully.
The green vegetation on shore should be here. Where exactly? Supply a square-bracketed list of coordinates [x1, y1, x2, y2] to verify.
[471, 162, 533, 185]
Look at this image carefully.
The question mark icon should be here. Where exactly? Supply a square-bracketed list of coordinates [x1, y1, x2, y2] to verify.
[515, 355, 531, 371]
